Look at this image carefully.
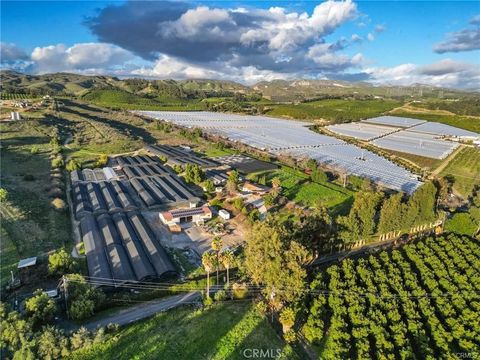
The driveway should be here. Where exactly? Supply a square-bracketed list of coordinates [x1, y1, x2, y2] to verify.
[83, 291, 201, 330]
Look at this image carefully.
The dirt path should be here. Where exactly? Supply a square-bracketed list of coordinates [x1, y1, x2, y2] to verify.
[432, 144, 464, 176]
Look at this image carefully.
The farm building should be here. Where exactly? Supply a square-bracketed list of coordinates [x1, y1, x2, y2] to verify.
[205, 169, 230, 185]
[160, 206, 212, 226]
[128, 174, 200, 209]
[145, 144, 219, 169]
[80, 212, 176, 285]
[70, 168, 119, 183]
[139, 111, 422, 193]
[213, 154, 278, 174]
[72, 181, 137, 219]
[110, 155, 162, 168]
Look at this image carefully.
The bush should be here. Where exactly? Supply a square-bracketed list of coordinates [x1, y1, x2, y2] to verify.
[203, 296, 213, 307]
[48, 248, 76, 275]
[66, 159, 81, 171]
[445, 212, 478, 236]
[232, 283, 248, 299]
[30, 146, 39, 154]
[0, 188, 8, 202]
[214, 290, 227, 302]
[94, 154, 108, 168]
[51, 157, 64, 169]
[51, 198, 66, 211]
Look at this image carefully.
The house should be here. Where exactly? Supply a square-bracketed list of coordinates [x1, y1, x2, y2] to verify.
[241, 182, 271, 195]
[218, 209, 231, 220]
[160, 206, 212, 226]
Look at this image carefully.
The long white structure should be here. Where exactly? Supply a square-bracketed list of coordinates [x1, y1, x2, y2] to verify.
[328, 115, 478, 159]
[138, 111, 422, 194]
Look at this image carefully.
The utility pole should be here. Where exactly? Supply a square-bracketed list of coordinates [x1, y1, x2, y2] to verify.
[63, 275, 69, 319]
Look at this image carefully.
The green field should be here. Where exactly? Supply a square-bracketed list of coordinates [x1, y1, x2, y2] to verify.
[440, 147, 480, 197]
[265, 99, 401, 123]
[250, 166, 354, 212]
[0, 121, 71, 285]
[70, 302, 299, 360]
[82, 89, 204, 110]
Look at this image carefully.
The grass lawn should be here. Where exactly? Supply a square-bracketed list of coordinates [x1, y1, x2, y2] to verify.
[439, 147, 480, 197]
[70, 302, 299, 360]
[266, 99, 401, 123]
[0, 121, 71, 285]
[249, 166, 354, 212]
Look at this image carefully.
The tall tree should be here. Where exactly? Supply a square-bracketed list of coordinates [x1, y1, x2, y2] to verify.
[403, 181, 437, 229]
[378, 193, 405, 234]
[221, 250, 235, 290]
[337, 191, 384, 243]
[202, 251, 215, 298]
[211, 236, 223, 284]
[25, 290, 56, 327]
[244, 219, 310, 308]
[293, 207, 333, 256]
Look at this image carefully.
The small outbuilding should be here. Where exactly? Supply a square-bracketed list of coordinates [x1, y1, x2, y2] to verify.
[218, 209, 231, 220]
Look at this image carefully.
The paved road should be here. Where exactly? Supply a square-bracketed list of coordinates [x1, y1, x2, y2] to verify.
[84, 291, 201, 330]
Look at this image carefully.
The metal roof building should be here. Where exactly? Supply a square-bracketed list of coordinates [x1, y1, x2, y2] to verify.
[80, 212, 176, 285]
[139, 111, 422, 193]
[145, 144, 219, 169]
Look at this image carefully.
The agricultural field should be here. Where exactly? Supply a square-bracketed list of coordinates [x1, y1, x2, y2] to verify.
[440, 147, 480, 198]
[265, 99, 401, 123]
[249, 166, 354, 212]
[70, 302, 299, 360]
[304, 234, 480, 358]
[0, 92, 32, 100]
[81, 89, 204, 111]
[0, 120, 71, 285]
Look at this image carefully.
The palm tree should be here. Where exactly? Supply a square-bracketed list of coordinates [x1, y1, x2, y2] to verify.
[221, 250, 235, 290]
[271, 177, 281, 197]
[202, 251, 215, 298]
[211, 236, 223, 283]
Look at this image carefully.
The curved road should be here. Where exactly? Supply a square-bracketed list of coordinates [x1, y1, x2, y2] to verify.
[84, 291, 201, 330]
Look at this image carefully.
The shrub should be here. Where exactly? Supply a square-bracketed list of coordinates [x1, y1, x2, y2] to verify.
[94, 154, 108, 168]
[66, 159, 81, 171]
[232, 283, 248, 299]
[203, 296, 213, 307]
[0, 188, 8, 202]
[49, 249, 76, 275]
[30, 146, 39, 154]
[214, 290, 227, 302]
[51, 198, 66, 211]
[51, 157, 64, 169]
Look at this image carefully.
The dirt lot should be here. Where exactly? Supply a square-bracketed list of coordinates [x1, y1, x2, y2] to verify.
[142, 211, 245, 256]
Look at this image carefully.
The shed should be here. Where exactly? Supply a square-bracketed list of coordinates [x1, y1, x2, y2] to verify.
[219, 209, 231, 220]
[18, 257, 37, 269]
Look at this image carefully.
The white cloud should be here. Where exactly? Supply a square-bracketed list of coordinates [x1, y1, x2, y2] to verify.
[434, 15, 480, 53]
[367, 33, 375, 41]
[365, 59, 480, 89]
[31, 43, 134, 73]
[351, 34, 362, 42]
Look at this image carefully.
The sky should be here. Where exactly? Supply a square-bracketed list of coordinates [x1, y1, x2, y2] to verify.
[1, 1, 479, 89]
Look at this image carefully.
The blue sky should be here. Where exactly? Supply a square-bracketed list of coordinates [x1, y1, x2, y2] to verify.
[1, 1, 479, 88]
